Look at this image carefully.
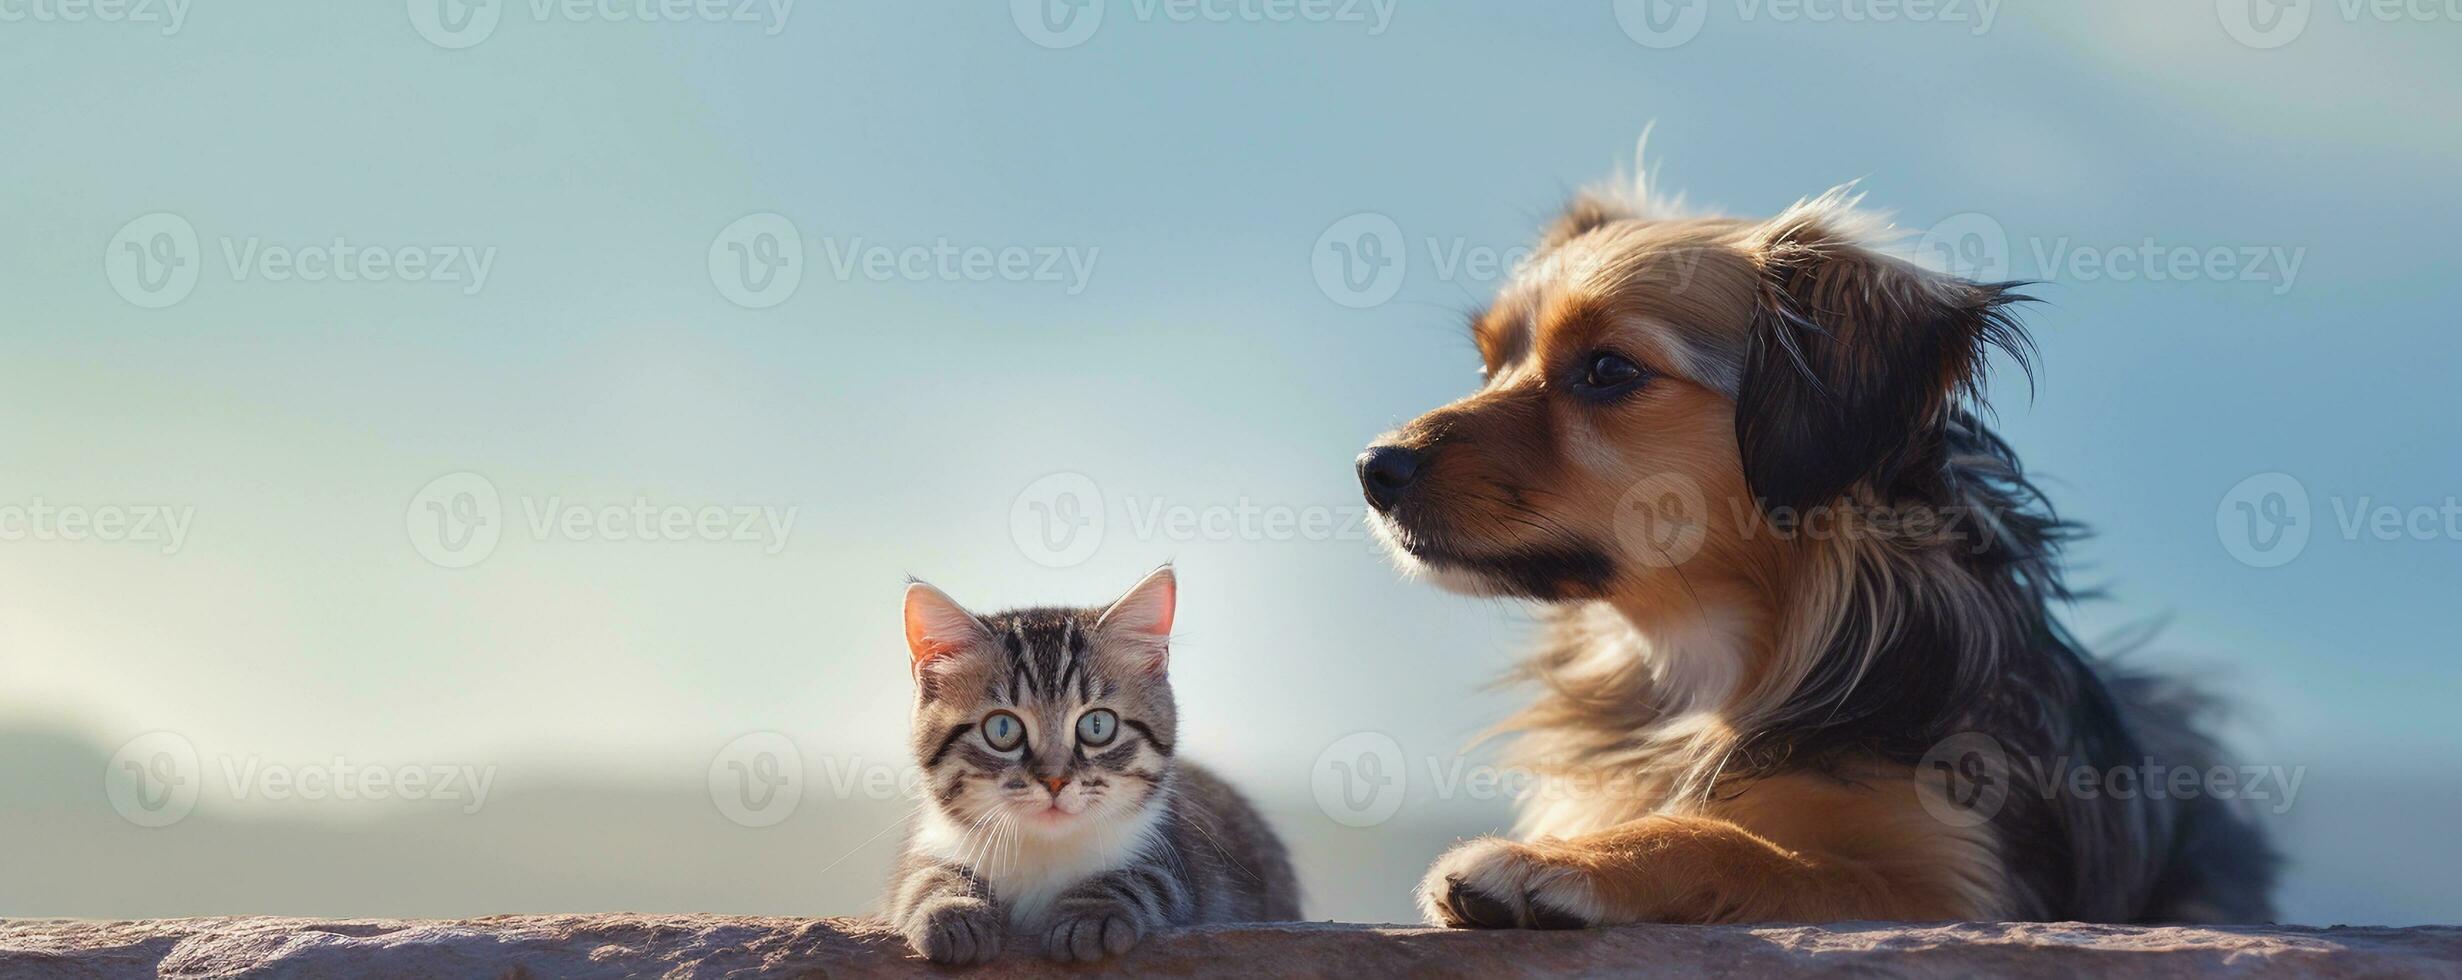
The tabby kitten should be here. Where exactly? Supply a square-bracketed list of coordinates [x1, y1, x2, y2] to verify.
[886, 566, 1302, 965]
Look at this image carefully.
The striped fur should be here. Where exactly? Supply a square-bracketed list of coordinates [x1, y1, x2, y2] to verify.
[887, 571, 1300, 965]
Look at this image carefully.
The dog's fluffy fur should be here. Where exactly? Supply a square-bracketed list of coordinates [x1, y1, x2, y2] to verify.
[1366, 160, 2277, 926]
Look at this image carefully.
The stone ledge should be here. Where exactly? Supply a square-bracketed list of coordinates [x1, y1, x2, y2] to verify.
[2, 915, 2456, 979]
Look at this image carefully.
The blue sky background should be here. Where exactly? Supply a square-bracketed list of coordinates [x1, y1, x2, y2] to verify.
[2, 1, 2457, 925]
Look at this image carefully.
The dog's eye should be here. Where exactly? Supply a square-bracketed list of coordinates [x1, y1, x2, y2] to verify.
[1578, 351, 1649, 392]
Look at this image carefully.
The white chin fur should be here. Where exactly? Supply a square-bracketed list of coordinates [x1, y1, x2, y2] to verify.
[1369, 514, 1519, 597]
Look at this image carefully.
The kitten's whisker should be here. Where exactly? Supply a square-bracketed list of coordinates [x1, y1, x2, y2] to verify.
[1150, 820, 1191, 882]
[955, 809, 1001, 876]
[970, 810, 1011, 878]
[966, 811, 1001, 877]
[814, 800, 927, 879]
[1182, 807, 1265, 886]
[990, 813, 1019, 878]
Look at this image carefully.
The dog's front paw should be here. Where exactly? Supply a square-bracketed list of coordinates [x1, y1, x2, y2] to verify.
[906, 897, 1004, 965]
[1418, 837, 1601, 930]
[1043, 905, 1142, 963]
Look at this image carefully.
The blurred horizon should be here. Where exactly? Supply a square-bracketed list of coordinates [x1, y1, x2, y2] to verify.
[4, 1, 2459, 927]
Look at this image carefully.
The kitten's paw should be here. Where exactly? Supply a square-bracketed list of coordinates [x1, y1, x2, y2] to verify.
[1418, 837, 1600, 930]
[906, 898, 1004, 965]
[1043, 907, 1142, 963]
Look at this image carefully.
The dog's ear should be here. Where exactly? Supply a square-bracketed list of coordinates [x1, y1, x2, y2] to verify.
[1734, 193, 2031, 515]
[1544, 135, 1687, 249]
[1539, 193, 1634, 251]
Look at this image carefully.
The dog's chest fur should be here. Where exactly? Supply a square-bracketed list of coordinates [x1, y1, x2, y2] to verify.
[1507, 600, 1765, 840]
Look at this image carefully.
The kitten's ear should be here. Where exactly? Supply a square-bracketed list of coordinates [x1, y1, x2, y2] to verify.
[904, 582, 987, 677]
[1094, 565, 1175, 673]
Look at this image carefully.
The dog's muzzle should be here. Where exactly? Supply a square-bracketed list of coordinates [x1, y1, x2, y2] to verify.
[1356, 445, 1424, 512]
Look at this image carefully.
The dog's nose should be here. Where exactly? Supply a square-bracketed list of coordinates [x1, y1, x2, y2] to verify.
[1357, 446, 1424, 511]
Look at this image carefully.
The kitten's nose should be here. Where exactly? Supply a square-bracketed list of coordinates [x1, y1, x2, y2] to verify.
[1040, 776, 1069, 795]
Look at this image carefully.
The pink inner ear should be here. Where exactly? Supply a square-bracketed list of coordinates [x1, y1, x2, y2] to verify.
[1141, 577, 1176, 635]
[904, 585, 976, 669]
[903, 605, 936, 665]
[907, 631, 958, 668]
[1107, 568, 1176, 637]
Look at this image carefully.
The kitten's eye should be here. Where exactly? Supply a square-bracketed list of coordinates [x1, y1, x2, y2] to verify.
[981, 710, 1025, 751]
[1076, 709, 1118, 747]
[1577, 351, 1649, 393]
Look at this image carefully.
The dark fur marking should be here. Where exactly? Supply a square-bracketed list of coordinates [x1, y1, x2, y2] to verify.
[1527, 900, 1589, 930]
[926, 724, 975, 768]
[1440, 876, 1518, 929]
[1409, 537, 1619, 600]
[1122, 719, 1173, 756]
[1736, 266, 2035, 516]
[956, 744, 1008, 770]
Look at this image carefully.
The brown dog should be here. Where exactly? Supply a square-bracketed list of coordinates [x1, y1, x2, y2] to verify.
[1360, 174, 2276, 926]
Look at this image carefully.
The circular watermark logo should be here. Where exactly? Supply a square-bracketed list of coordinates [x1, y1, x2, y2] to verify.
[409, 0, 503, 49]
[709, 732, 804, 828]
[2217, 0, 2310, 48]
[1917, 212, 2011, 283]
[1311, 731, 1406, 828]
[2217, 471, 2310, 568]
[708, 212, 804, 310]
[105, 731, 201, 828]
[1917, 731, 2010, 828]
[1012, 0, 1104, 48]
[1009, 472, 1105, 569]
[1312, 212, 1406, 309]
[1613, 0, 1709, 48]
[104, 212, 200, 309]
[407, 471, 504, 569]
[1613, 473, 1709, 568]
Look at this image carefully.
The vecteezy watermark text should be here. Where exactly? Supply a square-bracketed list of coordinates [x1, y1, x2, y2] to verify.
[1311, 211, 1706, 309]
[0, 499, 193, 554]
[707, 735, 955, 828]
[1306, 730, 2308, 831]
[2216, 471, 2462, 568]
[1918, 732, 2304, 828]
[105, 731, 499, 827]
[406, 471, 797, 569]
[1615, 0, 2001, 49]
[0, 0, 190, 33]
[1009, 472, 1371, 568]
[2218, 0, 2462, 49]
[1917, 212, 2307, 295]
[1309, 733, 1665, 828]
[217, 757, 497, 812]
[218, 237, 496, 295]
[708, 212, 1100, 309]
[105, 212, 498, 309]
[1010, 0, 1397, 49]
[410, 0, 796, 50]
